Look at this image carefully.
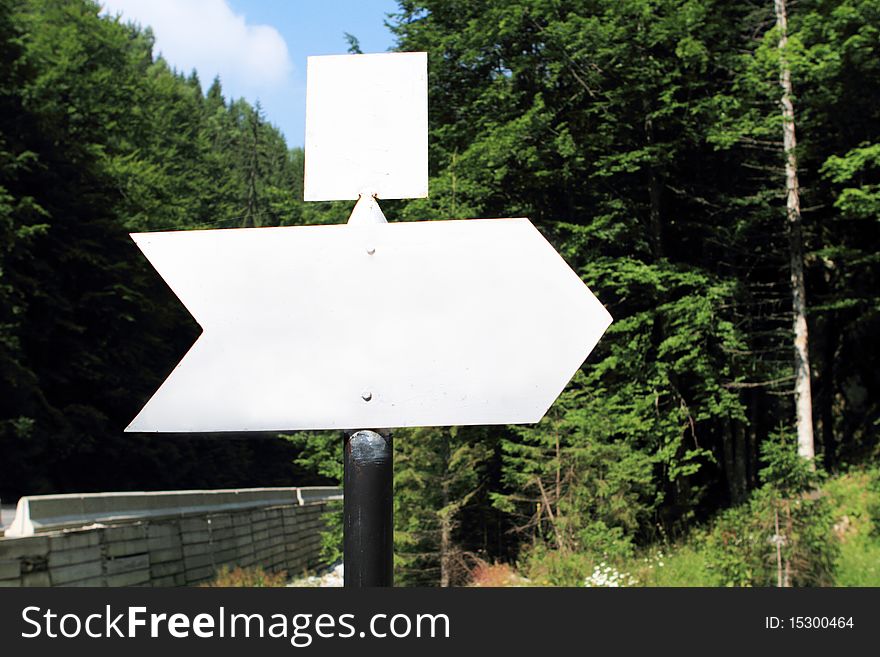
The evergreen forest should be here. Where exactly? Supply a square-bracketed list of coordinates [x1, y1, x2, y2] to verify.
[1, 0, 878, 586]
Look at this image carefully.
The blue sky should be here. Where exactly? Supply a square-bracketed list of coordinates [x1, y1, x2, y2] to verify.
[100, 1, 400, 147]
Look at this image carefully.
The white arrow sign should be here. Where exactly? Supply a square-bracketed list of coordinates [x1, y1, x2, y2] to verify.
[126, 218, 611, 432]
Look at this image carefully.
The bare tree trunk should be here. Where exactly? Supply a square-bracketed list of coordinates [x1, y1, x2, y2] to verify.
[439, 507, 451, 587]
[748, 391, 759, 489]
[775, 0, 815, 461]
[555, 430, 561, 505]
[722, 420, 737, 504]
[783, 501, 793, 587]
[440, 435, 451, 588]
[774, 505, 783, 588]
[734, 421, 748, 503]
[820, 314, 838, 469]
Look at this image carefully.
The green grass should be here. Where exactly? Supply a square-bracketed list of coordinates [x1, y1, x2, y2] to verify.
[835, 538, 880, 586]
[630, 544, 714, 587]
[521, 467, 880, 587]
[825, 467, 880, 586]
[645, 467, 880, 587]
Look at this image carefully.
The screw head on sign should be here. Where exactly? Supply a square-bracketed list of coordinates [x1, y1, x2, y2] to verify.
[366, 246, 376, 255]
[361, 391, 373, 402]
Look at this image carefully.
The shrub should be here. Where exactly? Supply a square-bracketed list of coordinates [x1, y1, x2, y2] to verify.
[518, 520, 637, 586]
[826, 467, 880, 586]
[631, 543, 714, 587]
[519, 543, 596, 586]
[318, 499, 343, 564]
[201, 565, 288, 587]
[705, 433, 838, 587]
[468, 560, 525, 587]
[867, 468, 880, 539]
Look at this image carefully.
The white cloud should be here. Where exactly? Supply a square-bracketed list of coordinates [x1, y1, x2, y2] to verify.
[101, 0, 292, 91]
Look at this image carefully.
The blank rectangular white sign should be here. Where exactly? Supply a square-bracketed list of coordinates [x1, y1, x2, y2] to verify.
[304, 52, 428, 201]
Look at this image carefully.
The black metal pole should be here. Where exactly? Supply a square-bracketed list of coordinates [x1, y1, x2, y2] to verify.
[343, 430, 393, 587]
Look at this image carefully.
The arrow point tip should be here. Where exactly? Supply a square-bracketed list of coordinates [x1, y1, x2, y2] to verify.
[124, 415, 148, 433]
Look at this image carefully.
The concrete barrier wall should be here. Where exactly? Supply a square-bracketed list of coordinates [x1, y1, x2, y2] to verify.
[4, 487, 341, 537]
[0, 490, 339, 587]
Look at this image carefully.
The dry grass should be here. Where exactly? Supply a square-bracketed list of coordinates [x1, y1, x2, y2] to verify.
[200, 565, 288, 587]
[468, 560, 527, 587]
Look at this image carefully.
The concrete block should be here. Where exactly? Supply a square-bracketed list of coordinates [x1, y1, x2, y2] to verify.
[147, 523, 179, 539]
[152, 574, 185, 587]
[210, 535, 238, 550]
[0, 559, 21, 580]
[22, 571, 52, 586]
[184, 553, 213, 570]
[106, 553, 150, 576]
[181, 530, 210, 544]
[185, 565, 214, 584]
[212, 547, 238, 565]
[182, 542, 209, 558]
[147, 534, 181, 552]
[49, 531, 100, 551]
[48, 546, 102, 568]
[210, 527, 236, 541]
[206, 514, 232, 529]
[149, 547, 183, 565]
[235, 535, 254, 548]
[150, 561, 184, 578]
[0, 537, 49, 560]
[106, 539, 148, 558]
[180, 518, 208, 533]
[232, 513, 252, 527]
[103, 525, 147, 543]
[50, 560, 103, 585]
[106, 570, 149, 587]
[57, 576, 104, 587]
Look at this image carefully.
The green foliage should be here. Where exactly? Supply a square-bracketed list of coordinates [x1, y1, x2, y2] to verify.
[834, 539, 880, 586]
[631, 544, 714, 587]
[318, 499, 344, 566]
[825, 467, 880, 586]
[705, 433, 839, 586]
[822, 143, 880, 219]
[518, 541, 596, 587]
[394, 425, 496, 586]
[493, 388, 656, 561]
[281, 431, 344, 565]
[0, 0, 878, 589]
[523, 468, 875, 586]
[386, 0, 879, 585]
[869, 470, 880, 538]
[0, 0, 309, 498]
